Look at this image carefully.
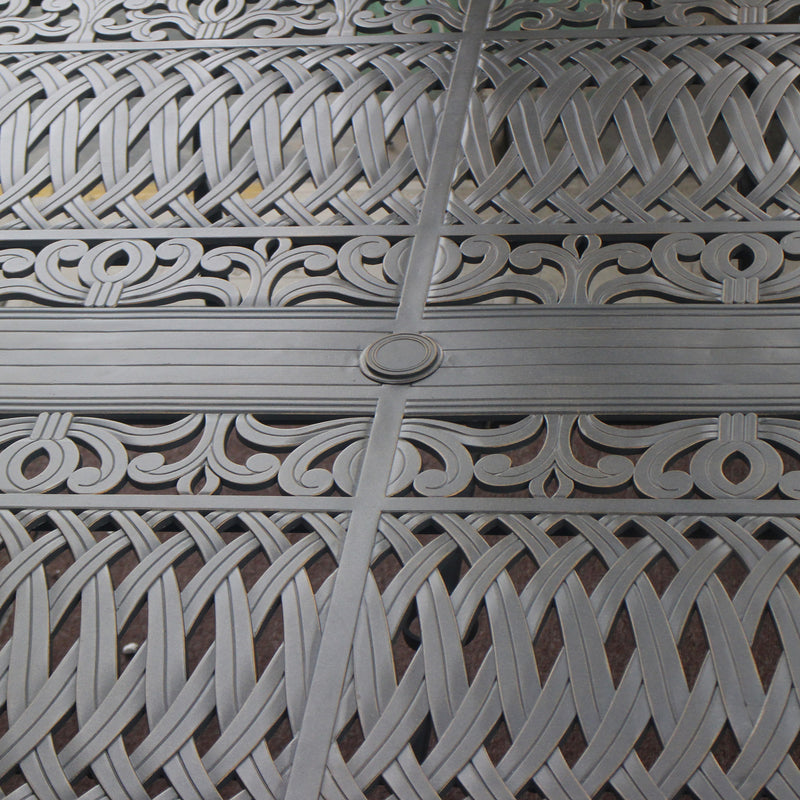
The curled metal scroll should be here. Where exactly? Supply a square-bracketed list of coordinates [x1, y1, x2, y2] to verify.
[486, 0, 800, 28]
[0, 412, 371, 495]
[5, 411, 800, 499]
[393, 412, 800, 499]
[0, 236, 407, 307]
[0, 0, 467, 42]
[429, 233, 800, 305]
[1, 0, 797, 41]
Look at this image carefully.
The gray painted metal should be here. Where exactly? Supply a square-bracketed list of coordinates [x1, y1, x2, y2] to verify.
[2, 2, 800, 799]
[4, 307, 800, 412]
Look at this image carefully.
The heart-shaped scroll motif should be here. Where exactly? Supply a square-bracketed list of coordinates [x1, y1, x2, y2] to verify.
[689, 417, 784, 498]
[0, 435, 81, 492]
[0, 412, 129, 494]
[0, 237, 406, 308]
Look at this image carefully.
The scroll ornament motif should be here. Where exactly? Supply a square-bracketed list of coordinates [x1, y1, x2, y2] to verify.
[486, 0, 632, 29]
[0, 0, 72, 41]
[0, 412, 370, 494]
[0, 0, 466, 42]
[429, 233, 800, 305]
[486, 0, 800, 29]
[340, 0, 467, 32]
[614, 0, 800, 25]
[0, 237, 405, 307]
[395, 413, 800, 499]
[91, 0, 338, 39]
[6, 233, 797, 308]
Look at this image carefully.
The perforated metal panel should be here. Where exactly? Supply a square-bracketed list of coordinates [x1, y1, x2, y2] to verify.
[2, 2, 800, 799]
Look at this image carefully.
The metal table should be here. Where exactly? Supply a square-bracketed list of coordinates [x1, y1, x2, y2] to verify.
[1, 2, 799, 798]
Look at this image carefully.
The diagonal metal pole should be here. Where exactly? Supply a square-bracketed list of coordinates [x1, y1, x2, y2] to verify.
[282, 2, 492, 797]
[394, 0, 494, 330]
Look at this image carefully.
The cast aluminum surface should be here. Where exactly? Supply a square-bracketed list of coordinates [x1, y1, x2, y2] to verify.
[3, 2, 800, 799]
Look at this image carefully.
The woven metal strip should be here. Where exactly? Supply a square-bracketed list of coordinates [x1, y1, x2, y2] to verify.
[452, 35, 800, 227]
[0, 46, 452, 229]
[2, 510, 799, 798]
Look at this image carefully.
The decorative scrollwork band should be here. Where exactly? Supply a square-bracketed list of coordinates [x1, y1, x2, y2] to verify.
[487, 0, 800, 28]
[0, 412, 370, 494]
[0, 0, 798, 42]
[429, 233, 800, 305]
[0, 236, 406, 306]
[0, 0, 467, 42]
[9, 411, 800, 499]
[393, 412, 800, 498]
[5, 232, 800, 307]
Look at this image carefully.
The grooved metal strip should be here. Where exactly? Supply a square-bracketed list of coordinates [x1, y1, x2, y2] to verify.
[1, 307, 800, 413]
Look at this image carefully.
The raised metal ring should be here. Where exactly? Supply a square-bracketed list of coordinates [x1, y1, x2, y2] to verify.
[359, 333, 443, 384]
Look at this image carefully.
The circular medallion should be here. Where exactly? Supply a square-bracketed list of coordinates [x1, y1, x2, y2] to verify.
[360, 334, 443, 384]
